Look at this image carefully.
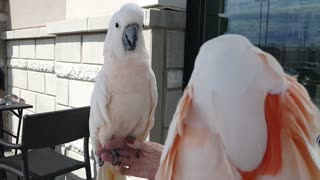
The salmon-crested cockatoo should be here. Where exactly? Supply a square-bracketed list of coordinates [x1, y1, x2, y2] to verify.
[89, 3, 157, 180]
[156, 34, 320, 180]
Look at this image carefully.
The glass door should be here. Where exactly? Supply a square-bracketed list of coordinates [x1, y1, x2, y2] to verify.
[184, 0, 320, 107]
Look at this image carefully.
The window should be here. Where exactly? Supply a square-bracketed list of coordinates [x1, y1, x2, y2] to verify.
[185, 0, 320, 107]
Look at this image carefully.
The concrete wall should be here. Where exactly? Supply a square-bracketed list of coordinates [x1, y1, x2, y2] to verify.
[7, 0, 66, 29]
[6, 0, 186, 30]
[66, 0, 139, 19]
[149, 29, 185, 143]
[0, 0, 8, 140]
[0, 0, 7, 67]
[66, 0, 186, 19]
[2, 8, 186, 179]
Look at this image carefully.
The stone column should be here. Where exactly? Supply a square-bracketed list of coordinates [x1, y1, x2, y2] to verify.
[0, 0, 7, 96]
[0, 0, 7, 144]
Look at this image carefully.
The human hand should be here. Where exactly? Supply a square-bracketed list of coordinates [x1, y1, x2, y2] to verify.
[96, 138, 163, 180]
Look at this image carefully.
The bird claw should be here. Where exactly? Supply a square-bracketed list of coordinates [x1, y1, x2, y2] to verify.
[97, 157, 104, 166]
[126, 136, 136, 142]
[111, 149, 120, 166]
[110, 136, 137, 166]
[136, 149, 141, 158]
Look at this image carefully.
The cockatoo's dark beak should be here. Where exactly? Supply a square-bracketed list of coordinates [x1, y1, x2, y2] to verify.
[123, 23, 139, 51]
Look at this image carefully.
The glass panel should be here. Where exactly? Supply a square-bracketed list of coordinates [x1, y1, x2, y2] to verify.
[213, 0, 320, 107]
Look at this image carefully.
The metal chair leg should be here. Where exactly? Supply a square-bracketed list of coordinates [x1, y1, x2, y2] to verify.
[0, 111, 6, 180]
[15, 109, 23, 155]
[0, 111, 4, 156]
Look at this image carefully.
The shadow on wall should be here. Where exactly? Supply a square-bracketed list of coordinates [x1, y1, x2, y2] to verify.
[5, 0, 11, 30]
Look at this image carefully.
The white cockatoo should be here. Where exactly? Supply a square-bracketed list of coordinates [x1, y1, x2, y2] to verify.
[89, 3, 157, 180]
[156, 34, 320, 180]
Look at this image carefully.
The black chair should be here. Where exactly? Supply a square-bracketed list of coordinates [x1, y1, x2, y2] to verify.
[0, 106, 92, 180]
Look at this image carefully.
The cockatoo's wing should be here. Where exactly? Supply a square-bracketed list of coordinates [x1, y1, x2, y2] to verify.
[279, 75, 320, 179]
[155, 86, 192, 180]
[89, 70, 111, 152]
[242, 75, 320, 180]
[240, 52, 320, 179]
[140, 70, 158, 140]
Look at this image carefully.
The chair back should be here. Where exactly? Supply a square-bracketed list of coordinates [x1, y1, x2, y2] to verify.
[22, 107, 90, 149]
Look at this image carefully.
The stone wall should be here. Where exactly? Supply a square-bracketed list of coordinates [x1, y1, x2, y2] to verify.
[8, 0, 66, 29]
[2, 8, 185, 179]
[0, 0, 7, 94]
[7, 0, 187, 30]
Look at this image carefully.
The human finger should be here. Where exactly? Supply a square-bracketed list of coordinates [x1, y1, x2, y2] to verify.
[104, 138, 127, 150]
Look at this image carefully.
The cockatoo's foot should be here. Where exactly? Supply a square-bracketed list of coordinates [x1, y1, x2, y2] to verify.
[110, 149, 120, 166]
[126, 135, 136, 143]
[136, 149, 141, 158]
[97, 157, 104, 166]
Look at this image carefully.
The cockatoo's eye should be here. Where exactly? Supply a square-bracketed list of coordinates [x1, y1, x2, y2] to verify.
[115, 22, 120, 28]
